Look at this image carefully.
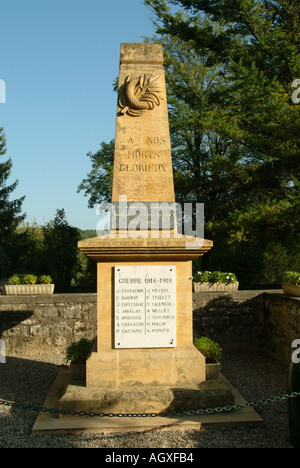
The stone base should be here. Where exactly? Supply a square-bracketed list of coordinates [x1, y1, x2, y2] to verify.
[86, 347, 206, 387]
[32, 368, 263, 434]
[58, 345, 231, 416]
[58, 379, 234, 416]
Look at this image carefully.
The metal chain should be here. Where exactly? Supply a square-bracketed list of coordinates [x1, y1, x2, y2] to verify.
[0, 391, 300, 418]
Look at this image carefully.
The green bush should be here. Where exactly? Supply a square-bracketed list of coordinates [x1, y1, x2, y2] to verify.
[8, 274, 21, 285]
[282, 271, 300, 285]
[8, 274, 52, 285]
[65, 338, 93, 365]
[39, 275, 52, 284]
[193, 337, 223, 363]
[22, 274, 38, 285]
[193, 271, 238, 284]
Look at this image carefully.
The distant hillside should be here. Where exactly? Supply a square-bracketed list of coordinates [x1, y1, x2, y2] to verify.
[78, 229, 97, 240]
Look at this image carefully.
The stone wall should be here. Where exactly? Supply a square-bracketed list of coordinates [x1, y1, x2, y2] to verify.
[264, 293, 300, 364]
[193, 290, 267, 352]
[0, 294, 97, 357]
[1, 291, 299, 364]
[193, 290, 300, 364]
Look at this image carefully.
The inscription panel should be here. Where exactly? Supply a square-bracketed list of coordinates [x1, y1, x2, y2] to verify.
[116, 134, 172, 173]
[114, 266, 176, 349]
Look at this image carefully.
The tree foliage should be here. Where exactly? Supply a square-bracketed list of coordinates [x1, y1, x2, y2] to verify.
[144, 0, 300, 285]
[0, 127, 25, 277]
[77, 140, 114, 208]
[0, 128, 96, 291]
[42, 209, 81, 292]
[76, 1, 300, 286]
[0, 128, 25, 245]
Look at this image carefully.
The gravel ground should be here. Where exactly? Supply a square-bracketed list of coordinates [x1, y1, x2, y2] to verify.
[0, 351, 297, 448]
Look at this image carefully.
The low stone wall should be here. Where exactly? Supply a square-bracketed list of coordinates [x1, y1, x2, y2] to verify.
[264, 293, 300, 364]
[193, 290, 300, 364]
[0, 294, 97, 357]
[0, 290, 299, 364]
[193, 290, 267, 352]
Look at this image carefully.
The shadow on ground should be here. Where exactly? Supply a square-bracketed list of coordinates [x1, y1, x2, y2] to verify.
[0, 356, 62, 426]
[0, 352, 295, 448]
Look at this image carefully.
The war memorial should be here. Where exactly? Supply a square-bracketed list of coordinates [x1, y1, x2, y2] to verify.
[32, 44, 265, 434]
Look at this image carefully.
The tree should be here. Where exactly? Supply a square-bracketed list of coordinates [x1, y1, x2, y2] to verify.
[145, 33, 244, 218]
[145, 0, 300, 285]
[42, 209, 80, 292]
[15, 221, 45, 275]
[0, 127, 25, 243]
[71, 229, 97, 292]
[145, 0, 300, 217]
[77, 140, 114, 208]
[78, 1, 300, 285]
[0, 127, 25, 276]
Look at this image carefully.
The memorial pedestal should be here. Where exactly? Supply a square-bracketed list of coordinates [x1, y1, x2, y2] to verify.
[58, 233, 234, 415]
[58, 43, 234, 416]
[80, 233, 212, 389]
[58, 380, 234, 416]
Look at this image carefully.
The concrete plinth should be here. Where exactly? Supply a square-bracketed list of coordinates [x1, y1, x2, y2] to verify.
[58, 379, 234, 416]
[32, 368, 262, 435]
[86, 346, 206, 388]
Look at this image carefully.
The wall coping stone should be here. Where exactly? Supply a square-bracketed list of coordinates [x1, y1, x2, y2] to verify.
[0, 290, 298, 308]
[0, 293, 97, 305]
[193, 289, 283, 302]
[264, 291, 300, 303]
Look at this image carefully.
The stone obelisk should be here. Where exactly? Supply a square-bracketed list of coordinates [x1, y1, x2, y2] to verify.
[112, 43, 175, 205]
[59, 44, 233, 415]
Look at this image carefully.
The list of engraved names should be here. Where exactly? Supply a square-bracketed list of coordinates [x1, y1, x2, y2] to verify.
[114, 266, 176, 349]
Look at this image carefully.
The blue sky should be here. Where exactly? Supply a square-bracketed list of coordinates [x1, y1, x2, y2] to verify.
[0, 0, 156, 230]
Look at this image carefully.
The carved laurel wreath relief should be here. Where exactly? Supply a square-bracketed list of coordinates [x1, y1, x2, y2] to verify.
[118, 74, 164, 117]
